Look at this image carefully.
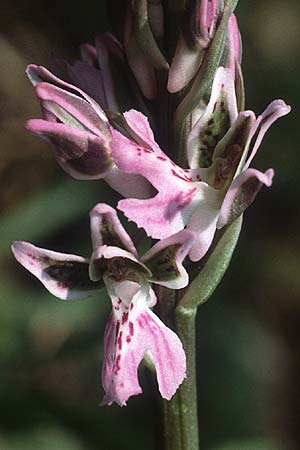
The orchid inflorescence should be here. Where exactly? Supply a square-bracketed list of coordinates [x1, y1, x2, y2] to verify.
[12, 0, 290, 407]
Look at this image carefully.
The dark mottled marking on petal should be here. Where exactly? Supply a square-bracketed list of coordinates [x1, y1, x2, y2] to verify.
[99, 216, 125, 248]
[129, 321, 134, 336]
[44, 260, 100, 290]
[106, 257, 147, 282]
[122, 312, 128, 325]
[196, 93, 231, 168]
[146, 244, 181, 282]
[227, 177, 263, 225]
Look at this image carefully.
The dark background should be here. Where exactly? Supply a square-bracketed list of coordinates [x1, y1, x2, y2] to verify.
[0, 1, 299, 449]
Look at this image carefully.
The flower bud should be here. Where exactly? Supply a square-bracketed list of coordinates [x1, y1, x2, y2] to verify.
[26, 65, 114, 180]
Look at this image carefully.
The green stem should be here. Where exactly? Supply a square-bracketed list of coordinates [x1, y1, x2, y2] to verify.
[160, 298, 199, 450]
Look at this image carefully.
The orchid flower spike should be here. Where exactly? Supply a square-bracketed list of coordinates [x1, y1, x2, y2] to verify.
[25, 64, 152, 199]
[12, 204, 195, 406]
[111, 67, 291, 262]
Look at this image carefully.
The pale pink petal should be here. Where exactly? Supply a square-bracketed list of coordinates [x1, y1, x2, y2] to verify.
[89, 203, 137, 255]
[102, 280, 186, 406]
[200, 0, 218, 44]
[25, 119, 113, 180]
[34, 82, 110, 139]
[122, 109, 159, 151]
[111, 128, 202, 238]
[104, 167, 154, 199]
[227, 14, 242, 74]
[167, 34, 204, 93]
[26, 64, 108, 125]
[188, 66, 238, 169]
[217, 168, 274, 228]
[12, 241, 102, 300]
[244, 100, 291, 170]
[187, 188, 222, 262]
[141, 230, 195, 289]
[118, 188, 201, 240]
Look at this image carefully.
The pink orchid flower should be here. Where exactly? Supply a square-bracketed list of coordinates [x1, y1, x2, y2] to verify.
[25, 64, 152, 199]
[110, 67, 290, 262]
[12, 204, 195, 406]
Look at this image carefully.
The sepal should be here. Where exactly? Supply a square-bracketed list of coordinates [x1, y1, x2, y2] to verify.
[12, 241, 103, 300]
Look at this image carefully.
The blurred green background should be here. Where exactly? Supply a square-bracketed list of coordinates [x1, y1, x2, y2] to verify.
[0, 1, 299, 449]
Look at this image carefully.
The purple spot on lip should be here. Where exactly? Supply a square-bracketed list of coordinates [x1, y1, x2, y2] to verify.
[171, 169, 192, 183]
[129, 322, 134, 336]
[117, 331, 123, 350]
[165, 188, 197, 221]
[122, 312, 128, 325]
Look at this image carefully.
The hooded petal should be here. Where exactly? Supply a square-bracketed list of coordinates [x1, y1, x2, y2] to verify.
[34, 82, 111, 140]
[26, 64, 109, 127]
[89, 203, 137, 254]
[102, 279, 186, 406]
[89, 204, 150, 282]
[25, 119, 113, 180]
[188, 66, 238, 169]
[141, 230, 195, 289]
[12, 241, 102, 300]
[59, 59, 106, 108]
[217, 168, 274, 228]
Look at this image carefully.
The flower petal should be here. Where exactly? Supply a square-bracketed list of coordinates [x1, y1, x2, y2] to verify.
[12, 241, 102, 300]
[187, 188, 222, 262]
[188, 66, 238, 169]
[63, 60, 106, 108]
[201, 110, 256, 189]
[26, 64, 109, 126]
[124, 11, 157, 99]
[89, 203, 137, 255]
[167, 33, 204, 94]
[112, 128, 203, 239]
[141, 230, 195, 289]
[102, 280, 186, 406]
[104, 167, 154, 199]
[122, 109, 159, 150]
[244, 99, 291, 170]
[227, 14, 242, 74]
[217, 168, 274, 228]
[34, 82, 111, 140]
[25, 119, 113, 180]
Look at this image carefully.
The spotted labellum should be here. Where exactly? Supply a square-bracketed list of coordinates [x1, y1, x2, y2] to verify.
[12, 204, 195, 406]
